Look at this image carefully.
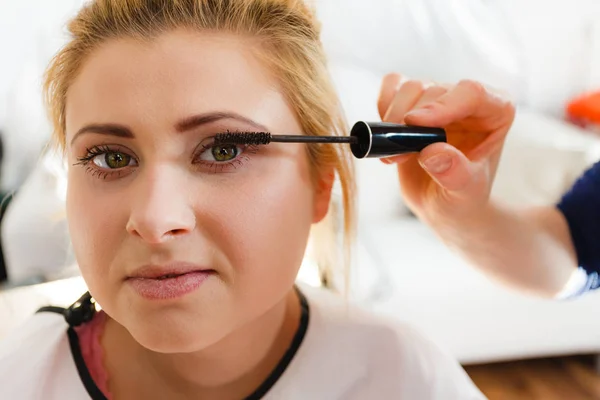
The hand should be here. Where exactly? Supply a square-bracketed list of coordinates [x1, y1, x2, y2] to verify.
[377, 74, 516, 226]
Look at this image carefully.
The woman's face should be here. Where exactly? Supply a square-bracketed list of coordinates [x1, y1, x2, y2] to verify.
[64, 31, 331, 352]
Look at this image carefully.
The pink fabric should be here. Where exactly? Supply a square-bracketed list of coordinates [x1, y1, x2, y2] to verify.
[75, 310, 112, 399]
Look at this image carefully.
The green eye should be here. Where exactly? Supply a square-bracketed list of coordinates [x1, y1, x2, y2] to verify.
[98, 152, 132, 169]
[211, 145, 238, 162]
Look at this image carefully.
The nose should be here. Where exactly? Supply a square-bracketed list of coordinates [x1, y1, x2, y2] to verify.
[126, 166, 196, 244]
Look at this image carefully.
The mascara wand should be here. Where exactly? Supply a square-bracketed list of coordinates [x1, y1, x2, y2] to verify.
[214, 131, 359, 145]
[214, 121, 446, 159]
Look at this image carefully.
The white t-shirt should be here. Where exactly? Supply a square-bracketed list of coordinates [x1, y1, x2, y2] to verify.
[0, 285, 485, 399]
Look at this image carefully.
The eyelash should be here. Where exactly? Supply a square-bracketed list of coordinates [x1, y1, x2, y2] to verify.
[74, 144, 127, 180]
[74, 139, 258, 180]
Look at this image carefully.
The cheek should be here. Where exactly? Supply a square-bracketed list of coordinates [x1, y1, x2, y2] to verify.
[209, 156, 315, 290]
[66, 170, 127, 294]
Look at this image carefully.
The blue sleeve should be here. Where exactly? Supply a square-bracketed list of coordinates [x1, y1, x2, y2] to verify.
[557, 160, 600, 276]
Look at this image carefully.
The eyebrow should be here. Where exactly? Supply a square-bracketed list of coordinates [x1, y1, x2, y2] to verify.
[70, 111, 270, 146]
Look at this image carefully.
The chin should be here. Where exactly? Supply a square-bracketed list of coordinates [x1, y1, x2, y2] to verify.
[126, 314, 232, 354]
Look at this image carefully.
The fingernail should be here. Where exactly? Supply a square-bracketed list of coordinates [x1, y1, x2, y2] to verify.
[385, 154, 412, 164]
[420, 153, 452, 174]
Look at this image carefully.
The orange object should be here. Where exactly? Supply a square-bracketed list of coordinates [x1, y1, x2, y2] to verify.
[567, 90, 600, 128]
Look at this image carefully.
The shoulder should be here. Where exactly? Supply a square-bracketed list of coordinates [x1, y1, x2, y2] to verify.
[302, 285, 443, 354]
[299, 285, 485, 399]
[0, 311, 84, 399]
[559, 160, 600, 208]
[557, 160, 600, 275]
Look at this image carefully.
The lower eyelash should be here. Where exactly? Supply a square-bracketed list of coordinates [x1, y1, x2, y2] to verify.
[194, 143, 258, 174]
[197, 155, 251, 174]
[84, 166, 125, 180]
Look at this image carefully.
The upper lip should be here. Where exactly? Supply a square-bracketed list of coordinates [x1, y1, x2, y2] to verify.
[127, 262, 213, 279]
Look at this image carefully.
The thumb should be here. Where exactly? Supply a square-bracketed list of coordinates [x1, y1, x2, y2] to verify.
[417, 143, 487, 203]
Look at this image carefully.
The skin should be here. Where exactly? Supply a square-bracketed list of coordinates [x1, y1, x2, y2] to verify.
[378, 74, 577, 297]
[64, 30, 332, 399]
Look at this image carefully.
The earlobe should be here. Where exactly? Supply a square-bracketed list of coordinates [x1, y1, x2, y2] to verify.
[312, 169, 335, 224]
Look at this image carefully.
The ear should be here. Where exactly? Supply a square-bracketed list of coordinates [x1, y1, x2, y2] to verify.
[312, 167, 335, 224]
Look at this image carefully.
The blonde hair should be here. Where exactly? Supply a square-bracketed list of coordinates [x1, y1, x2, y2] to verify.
[44, 0, 355, 290]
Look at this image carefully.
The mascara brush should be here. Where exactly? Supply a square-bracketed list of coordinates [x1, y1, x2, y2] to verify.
[214, 121, 446, 159]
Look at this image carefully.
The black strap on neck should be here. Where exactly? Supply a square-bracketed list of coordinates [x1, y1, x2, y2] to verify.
[37, 291, 108, 399]
[37, 291, 96, 327]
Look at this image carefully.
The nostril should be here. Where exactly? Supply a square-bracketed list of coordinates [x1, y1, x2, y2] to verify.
[126, 211, 196, 242]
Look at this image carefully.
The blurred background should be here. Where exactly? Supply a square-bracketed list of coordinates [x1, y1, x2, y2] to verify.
[2, 0, 600, 398]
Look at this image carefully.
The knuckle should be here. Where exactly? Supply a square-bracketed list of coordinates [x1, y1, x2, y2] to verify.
[495, 90, 517, 117]
[458, 79, 486, 98]
[424, 85, 448, 97]
[400, 79, 426, 93]
[383, 72, 402, 82]
[504, 100, 517, 119]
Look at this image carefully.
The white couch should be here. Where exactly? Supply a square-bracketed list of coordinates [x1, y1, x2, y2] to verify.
[354, 220, 600, 365]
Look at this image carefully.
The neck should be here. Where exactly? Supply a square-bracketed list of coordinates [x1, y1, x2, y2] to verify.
[103, 289, 302, 399]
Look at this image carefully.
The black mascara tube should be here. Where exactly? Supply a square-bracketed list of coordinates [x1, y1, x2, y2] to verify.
[349, 121, 446, 159]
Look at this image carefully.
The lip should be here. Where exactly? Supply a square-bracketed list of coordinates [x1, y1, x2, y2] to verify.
[127, 262, 212, 280]
[126, 263, 215, 300]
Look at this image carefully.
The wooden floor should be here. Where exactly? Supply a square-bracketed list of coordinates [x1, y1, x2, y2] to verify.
[465, 356, 600, 399]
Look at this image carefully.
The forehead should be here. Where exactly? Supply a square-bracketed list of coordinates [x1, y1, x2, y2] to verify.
[65, 30, 293, 137]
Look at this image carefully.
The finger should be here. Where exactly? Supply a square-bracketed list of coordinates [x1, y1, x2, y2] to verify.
[380, 153, 414, 165]
[380, 86, 448, 166]
[417, 142, 488, 201]
[377, 73, 403, 120]
[410, 85, 449, 112]
[383, 80, 425, 122]
[404, 79, 504, 127]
